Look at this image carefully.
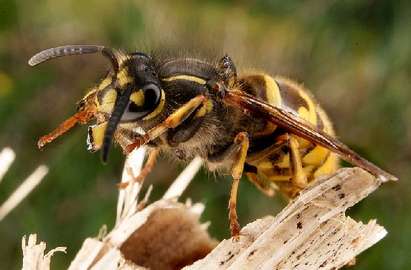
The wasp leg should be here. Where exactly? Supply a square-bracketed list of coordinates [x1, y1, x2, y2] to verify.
[289, 135, 308, 191]
[208, 132, 249, 239]
[118, 148, 160, 189]
[245, 135, 293, 197]
[245, 171, 276, 197]
[246, 141, 288, 163]
[126, 95, 207, 153]
[228, 132, 249, 240]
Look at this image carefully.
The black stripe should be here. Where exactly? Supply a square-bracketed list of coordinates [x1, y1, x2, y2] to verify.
[316, 110, 325, 131]
[101, 85, 133, 162]
[238, 75, 268, 101]
[158, 58, 217, 80]
[276, 80, 310, 111]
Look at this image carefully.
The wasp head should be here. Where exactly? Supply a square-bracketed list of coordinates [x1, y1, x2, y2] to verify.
[30, 45, 164, 162]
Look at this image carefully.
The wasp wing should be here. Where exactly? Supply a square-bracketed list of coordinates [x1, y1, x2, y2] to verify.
[224, 90, 397, 182]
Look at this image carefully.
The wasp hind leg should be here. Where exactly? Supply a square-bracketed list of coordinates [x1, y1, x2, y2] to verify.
[245, 170, 276, 197]
[288, 135, 308, 196]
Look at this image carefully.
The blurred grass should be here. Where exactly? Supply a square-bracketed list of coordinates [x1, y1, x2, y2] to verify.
[0, 0, 410, 269]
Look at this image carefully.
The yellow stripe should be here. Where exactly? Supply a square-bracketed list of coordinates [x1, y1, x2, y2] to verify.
[130, 90, 144, 106]
[297, 89, 317, 125]
[257, 161, 274, 170]
[162, 75, 206, 85]
[263, 75, 282, 106]
[275, 154, 290, 168]
[195, 99, 213, 117]
[313, 153, 339, 178]
[117, 68, 133, 86]
[302, 145, 329, 166]
[87, 122, 107, 151]
[98, 89, 117, 113]
[98, 78, 112, 90]
[143, 90, 165, 120]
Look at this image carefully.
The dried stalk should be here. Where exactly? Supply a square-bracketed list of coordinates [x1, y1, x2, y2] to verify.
[0, 147, 15, 183]
[21, 234, 66, 270]
[67, 148, 215, 270]
[0, 147, 48, 222]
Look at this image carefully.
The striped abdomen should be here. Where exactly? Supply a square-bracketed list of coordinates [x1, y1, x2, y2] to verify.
[240, 74, 339, 195]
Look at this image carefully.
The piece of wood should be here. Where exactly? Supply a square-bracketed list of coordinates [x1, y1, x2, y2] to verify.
[20, 147, 391, 270]
[184, 168, 386, 270]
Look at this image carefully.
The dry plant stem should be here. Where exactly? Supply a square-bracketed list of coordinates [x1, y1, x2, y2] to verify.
[0, 147, 15, 183]
[67, 151, 213, 270]
[0, 165, 48, 221]
[163, 156, 203, 200]
[21, 234, 66, 270]
[106, 152, 205, 247]
[116, 147, 147, 225]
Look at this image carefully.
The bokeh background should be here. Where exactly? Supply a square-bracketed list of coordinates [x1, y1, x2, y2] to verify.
[0, 0, 410, 269]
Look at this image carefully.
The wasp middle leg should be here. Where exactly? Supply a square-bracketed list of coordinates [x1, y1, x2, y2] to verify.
[208, 131, 250, 239]
[229, 132, 249, 239]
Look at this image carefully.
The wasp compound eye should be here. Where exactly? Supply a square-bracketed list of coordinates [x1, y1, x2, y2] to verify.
[120, 84, 162, 122]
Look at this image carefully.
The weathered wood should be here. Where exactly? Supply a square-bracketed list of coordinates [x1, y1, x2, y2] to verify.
[20, 146, 390, 270]
[184, 168, 386, 270]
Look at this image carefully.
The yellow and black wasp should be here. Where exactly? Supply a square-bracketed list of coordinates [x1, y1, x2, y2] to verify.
[29, 45, 397, 238]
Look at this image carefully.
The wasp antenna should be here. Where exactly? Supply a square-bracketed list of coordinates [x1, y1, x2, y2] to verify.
[101, 48, 125, 73]
[101, 85, 133, 163]
[28, 45, 107, 66]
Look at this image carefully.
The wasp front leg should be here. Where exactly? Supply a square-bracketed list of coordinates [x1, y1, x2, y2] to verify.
[135, 148, 160, 183]
[126, 95, 207, 152]
[117, 148, 160, 189]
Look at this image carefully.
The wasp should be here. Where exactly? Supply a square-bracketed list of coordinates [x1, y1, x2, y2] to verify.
[29, 45, 397, 238]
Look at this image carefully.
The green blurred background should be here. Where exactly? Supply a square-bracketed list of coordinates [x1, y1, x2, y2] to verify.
[0, 0, 410, 269]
